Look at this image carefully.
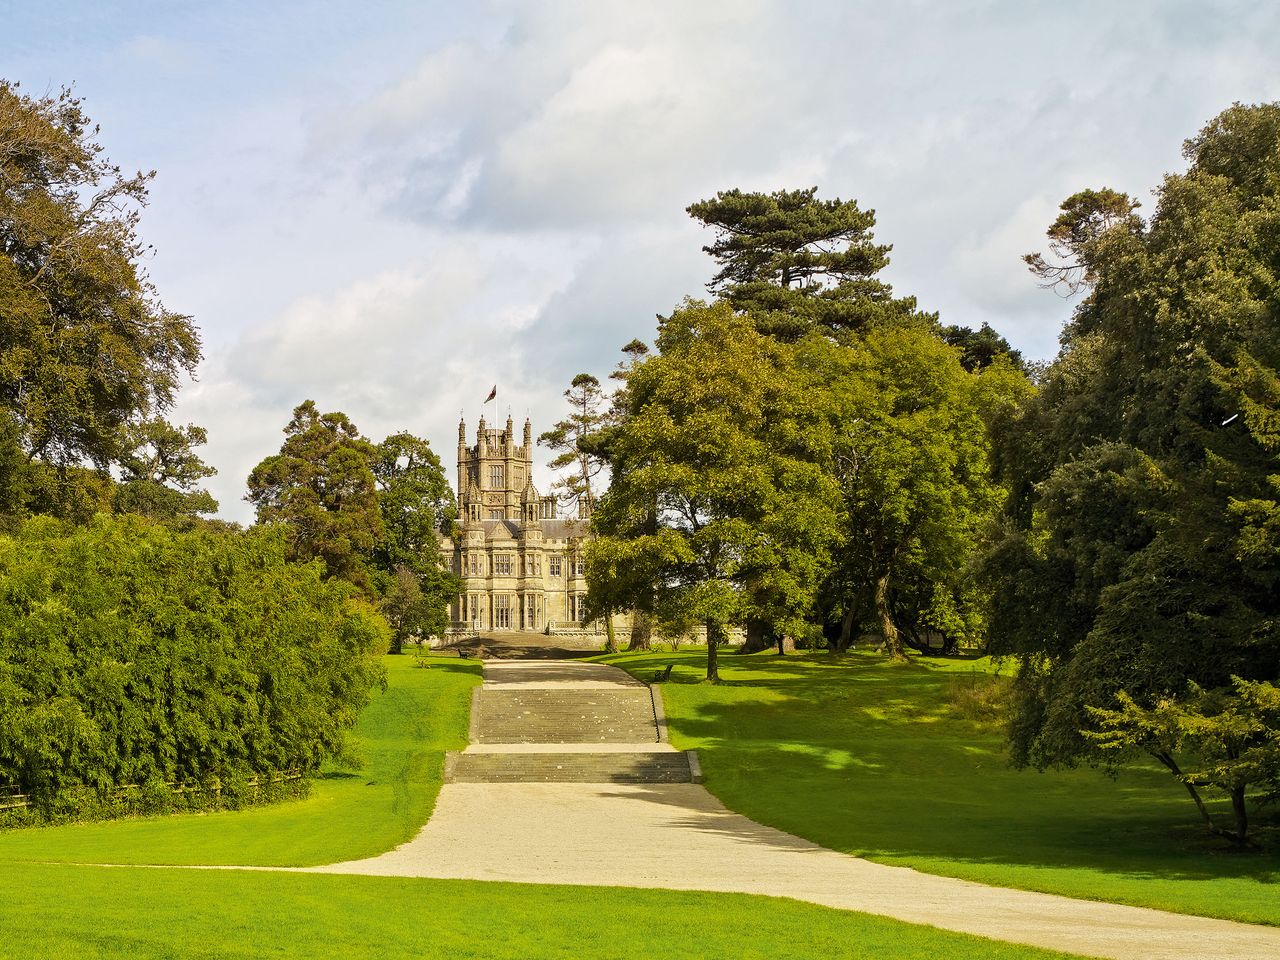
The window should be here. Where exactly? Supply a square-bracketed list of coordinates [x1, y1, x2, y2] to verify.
[570, 593, 585, 622]
[494, 554, 512, 576]
[490, 464, 505, 487]
[495, 595, 512, 629]
[526, 595, 537, 629]
[573, 556, 584, 577]
[549, 556, 562, 577]
[489, 509, 503, 520]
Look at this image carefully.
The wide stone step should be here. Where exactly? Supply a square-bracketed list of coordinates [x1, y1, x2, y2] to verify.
[446, 751, 694, 783]
[475, 689, 658, 743]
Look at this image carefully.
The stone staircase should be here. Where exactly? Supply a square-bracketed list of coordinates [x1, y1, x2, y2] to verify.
[446, 751, 694, 783]
[445, 660, 700, 785]
[473, 689, 661, 744]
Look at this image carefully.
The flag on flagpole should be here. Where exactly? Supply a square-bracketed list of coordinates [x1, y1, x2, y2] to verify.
[484, 385, 497, 403]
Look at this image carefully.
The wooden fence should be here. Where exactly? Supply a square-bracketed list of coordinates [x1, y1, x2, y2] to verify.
[0, 771, 303, 812]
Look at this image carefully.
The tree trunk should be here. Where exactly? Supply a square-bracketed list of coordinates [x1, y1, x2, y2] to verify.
[835, 606, 857, 653]
[705, 619, 724, 683]
[874, 573, 906, 661]
[775, 633, 795, 656]
[627, 610, 652, 651]
[1152, 750, 1223, 838]
[603, 614, 618, 654]
[740, 617, 771, 653]
[1231, 784, 1249, 843]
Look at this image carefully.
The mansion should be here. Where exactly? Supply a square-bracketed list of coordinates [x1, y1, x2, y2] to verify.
[442, 414, 596, 635]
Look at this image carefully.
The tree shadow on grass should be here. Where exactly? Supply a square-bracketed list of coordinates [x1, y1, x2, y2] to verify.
[595, 782, 845, 856]
[596, 651, 1280, 887]
[671, 695, 1280, 884]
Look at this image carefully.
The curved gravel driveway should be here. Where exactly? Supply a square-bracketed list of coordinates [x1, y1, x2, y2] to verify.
[309, 659, 1280, 960]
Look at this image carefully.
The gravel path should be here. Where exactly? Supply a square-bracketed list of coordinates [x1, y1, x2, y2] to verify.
[309, 659, 1280, 960]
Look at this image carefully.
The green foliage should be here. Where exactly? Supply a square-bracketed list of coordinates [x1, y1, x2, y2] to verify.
[0, 655, 480, 867]
[815, 330, 1024, 657]
[113, 419, 218, 520]
[988, 103, 1280, 837]
[247, 401, 384, 591]
[590, 301, 840, 679]
[539, 373, 610, 517]
[248, 408, 458, 646]
[0, 514, 388, 817]
[939, 322, 1025, 373]
[369, 431, 458, 646]
[1022, 188, 1142, 295]
[0, 82, 200, 475]
[687, 187, 928, 339]
[680, 186, 1026, 659]
[1087, 679, 1280, 842]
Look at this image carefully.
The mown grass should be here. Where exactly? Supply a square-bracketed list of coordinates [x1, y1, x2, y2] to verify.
[0, 863, 1084, 960]
[599, 648, 1280, 925]
[0, 654, 1087, 960]
[0, 654, 481, 866]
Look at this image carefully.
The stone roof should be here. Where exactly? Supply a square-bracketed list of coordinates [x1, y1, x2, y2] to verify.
[479, 518, 590, 541]
[481, 519, 521, 541]
[541, 519, 590, 540]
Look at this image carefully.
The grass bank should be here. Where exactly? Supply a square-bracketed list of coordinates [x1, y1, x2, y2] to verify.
[0, 654, 480, 866]
[0, 863, 1083, 960]
[599, 648, 1280, 925]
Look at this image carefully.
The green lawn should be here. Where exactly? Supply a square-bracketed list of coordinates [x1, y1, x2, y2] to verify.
[0, 863, 1083, 960]
[599, 648, 1280, 925]
[0, 650, 1090, 959]
[0, 654, 481, 866]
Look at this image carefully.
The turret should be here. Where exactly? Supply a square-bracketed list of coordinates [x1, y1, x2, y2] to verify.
[523, 417, 532, 448]
[457, 416, 468, 506]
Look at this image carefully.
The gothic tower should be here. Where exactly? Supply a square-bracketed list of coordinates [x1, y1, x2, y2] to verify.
[444, 414, 588, 633]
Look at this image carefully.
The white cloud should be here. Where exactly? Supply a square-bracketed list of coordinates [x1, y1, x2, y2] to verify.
[22, 0, 1280, 522]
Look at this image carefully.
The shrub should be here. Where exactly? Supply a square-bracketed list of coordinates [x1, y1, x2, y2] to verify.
[0, 514, 388, 819]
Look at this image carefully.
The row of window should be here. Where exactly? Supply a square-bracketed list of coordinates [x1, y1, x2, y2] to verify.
[463, 553, 584, 577]
[460, 592, 587, 629]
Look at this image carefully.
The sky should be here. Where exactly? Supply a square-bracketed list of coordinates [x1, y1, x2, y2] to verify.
[5, 1, 1280, 522]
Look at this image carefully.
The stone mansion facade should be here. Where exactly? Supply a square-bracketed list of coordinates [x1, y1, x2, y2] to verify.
[441, 414, 595, 635]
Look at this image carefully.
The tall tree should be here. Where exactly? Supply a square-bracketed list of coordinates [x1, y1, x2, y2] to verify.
[599, 339, 658, 651]
[687, 187, 926, 339]
[246, 401, 383, 592]
[369, 431, 458, 650]
[688, 186, 1023, 657]
[816, 328, 1022, 658]
[589, 301, 839, 681]
[939, 322, 1025, 373]
[113, 419, 217, 520]
[0, 83, 200, 474]
[985, 103, 1280, 838]
[539, 373, 610, 517]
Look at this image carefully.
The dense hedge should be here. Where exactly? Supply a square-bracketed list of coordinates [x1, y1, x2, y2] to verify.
[0, 515, 389, 818]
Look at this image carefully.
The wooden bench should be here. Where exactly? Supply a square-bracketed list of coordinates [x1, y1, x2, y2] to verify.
[652, 664, 674, 683]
